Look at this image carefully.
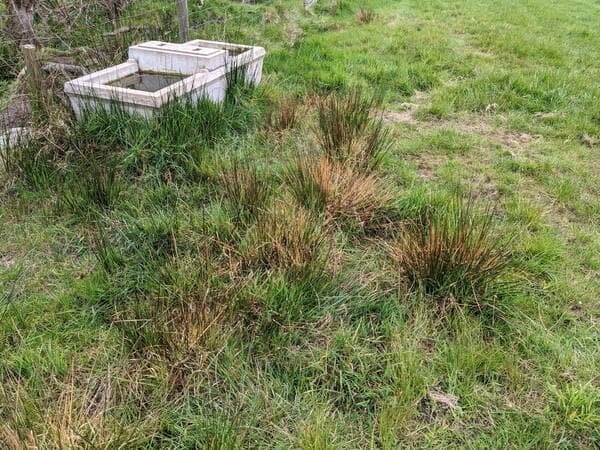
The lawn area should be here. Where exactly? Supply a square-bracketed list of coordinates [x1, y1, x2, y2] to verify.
[0, 0, 599, 448]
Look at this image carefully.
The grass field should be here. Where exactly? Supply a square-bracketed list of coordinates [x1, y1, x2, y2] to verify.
[1, 0, 599, 448]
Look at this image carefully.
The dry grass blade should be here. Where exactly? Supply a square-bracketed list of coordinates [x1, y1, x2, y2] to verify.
[0, 365, 151, 449]
[357, 8, 375, 24]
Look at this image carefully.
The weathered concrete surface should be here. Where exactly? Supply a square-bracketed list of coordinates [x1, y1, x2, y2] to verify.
[0, 127, 31, 150]
[64, 39, 266, 119]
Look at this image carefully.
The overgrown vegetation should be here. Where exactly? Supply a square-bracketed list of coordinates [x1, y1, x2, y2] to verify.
[315, 88, 390, 171]
[220, 159, 270, 223]
[1, 0, 599, 448]
[286, 156, 395, 231]
[243, 203, 331, 280]
[388, 195, 513, 310]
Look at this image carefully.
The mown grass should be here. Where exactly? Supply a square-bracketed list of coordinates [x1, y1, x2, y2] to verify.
[1, 0, 599, 448]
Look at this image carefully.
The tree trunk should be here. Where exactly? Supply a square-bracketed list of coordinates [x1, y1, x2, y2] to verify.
[5, 0, 38, 45]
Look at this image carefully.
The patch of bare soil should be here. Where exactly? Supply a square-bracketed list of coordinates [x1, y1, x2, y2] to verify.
[379, 90, 543, 156]
[497, 131, 541, 149]
[418, 389, 460, 425]
[375, 91, 427, 126]
[417, 166, 436, 180]
[441, 119, 542, 151]
[0, 254, 16, 268]
[414, 154, 445, 180]
[378, 109, 417, 125]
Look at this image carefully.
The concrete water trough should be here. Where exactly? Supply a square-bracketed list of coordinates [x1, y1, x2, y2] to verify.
[64, 39, 266, 119]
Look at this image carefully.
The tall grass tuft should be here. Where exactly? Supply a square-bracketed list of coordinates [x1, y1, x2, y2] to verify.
[388, 195, 513, 309]
[356, 8, 375, 24]
[90, 232, 123, 274]
[225, 60, 252, 106]
[242, 204, 331, 280]
[220, 160, 270, 223]
[315, 89, 391, 171]
[286, 156, 395, 231]
[266, 97, 301, 133]
[0, 365, 154, 449]
[73, 80, 261, 180]
[114, 247, 237, 362]
[1, 140, 55, 190]
[60, 161, 120, 215]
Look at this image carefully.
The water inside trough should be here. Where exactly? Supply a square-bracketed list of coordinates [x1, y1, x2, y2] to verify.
[107, 71, 186, 92]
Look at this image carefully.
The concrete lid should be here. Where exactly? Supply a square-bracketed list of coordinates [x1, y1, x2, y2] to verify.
[131, 41, 226, 58]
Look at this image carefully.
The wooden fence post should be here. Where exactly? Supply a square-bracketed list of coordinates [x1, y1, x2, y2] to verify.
[177, 0, 189, 42]
[21, 44, 46, 114]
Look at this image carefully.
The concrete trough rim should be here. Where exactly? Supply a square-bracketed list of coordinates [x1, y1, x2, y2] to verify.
[64, 39, 266, 118]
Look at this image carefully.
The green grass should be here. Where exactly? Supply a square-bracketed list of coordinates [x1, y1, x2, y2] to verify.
[1, 0, 599, 448]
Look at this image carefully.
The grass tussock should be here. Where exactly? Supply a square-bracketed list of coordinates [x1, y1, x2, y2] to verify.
[113, 245, 238, 362]
[74, 85, 260, 180]
[1, 140, 55, 190]
[315, 89, 391, 172]
[265, 97, 301, 133]
[388, 195, 513, 308]
[225, 61, 253, 105]
[0, 366, 157, 449]
[220, 160, 270, 222]
[356, 8, 375, 24]
[60, 162, 120, 215]
[242, 204, 332, 280]
[287, 156, 395, 231]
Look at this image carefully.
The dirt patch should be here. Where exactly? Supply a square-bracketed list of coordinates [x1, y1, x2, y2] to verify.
[378, 109, 417, 125]
[418, 389, 460, 425]
[376, 90, 428, 126]
[412, 90, 428, 101]
[417, 167, 436, 180]
[0, 254, 16, 268]
[534, 111, 563, 120]
[429, 389, 460, 410]
[496, 132, 541, 152]
[414, 154, 446, 180]
[444, 119, 540, 147]
[433, 117, 542, 156]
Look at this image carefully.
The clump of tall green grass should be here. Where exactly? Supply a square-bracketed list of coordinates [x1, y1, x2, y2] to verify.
[112, 247, 239, 361]
[220, 160, 270, 223]
[242, 204, 332, 280]
[388, 195, 513, 309]
[60, 161, 121, 215]
[265, 97, 301, 133]
[73, 79, 261, 180]
[315, 89, 391, 172]
[225, 60, 253, 105]
[1, 139, 55, 190]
